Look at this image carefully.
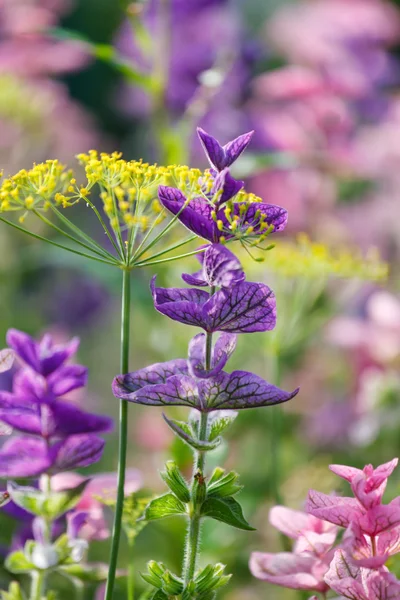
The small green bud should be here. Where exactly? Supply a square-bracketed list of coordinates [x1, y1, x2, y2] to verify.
[161, 570, 184, 595]
[160, 461, 191, 503]
[192, 470, 207, 508]
[141, 561, 166, 588]
[207, 471, 243, 498]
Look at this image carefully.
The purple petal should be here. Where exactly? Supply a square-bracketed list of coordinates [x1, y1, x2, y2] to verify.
[6, 329, 40, 372]
[199, 371, 299, 411]
[151, 276, 210, 328]
[113, 374, 199, 408]
[158, 186, 217, 241]
[39, 336, 79, 376]
[47, 364, 88, 396]
[202, 244, 245, 288]
[182, 244, 244, 289]
[112, 359, 188, 398]
[211, 169, 244, 204]
[13, 370, 50, 402]
[0, 437, 52, 477]
[51, 434, 105, 471]
[67, 511, 88, 539]
[51, 402, 113, 437]
[188, 332, 236, 378]
[197, 128, 225, 170]
[207, 282, 276, 333]
[219, 202, 288, 240]
[223, 131, 254, 167]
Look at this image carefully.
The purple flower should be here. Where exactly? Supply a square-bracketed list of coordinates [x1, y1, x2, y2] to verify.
[0, 328, 112, 478]
[112, 333, 298, 412]
[197, 127, 254, 172]
[181, 243, 245, 288]
[158, 185, 288, 244]
[151, 276, 276, 333]
[6, 329, 80, 377]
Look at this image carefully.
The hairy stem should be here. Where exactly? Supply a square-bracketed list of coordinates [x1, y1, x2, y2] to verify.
[30, 571, 45, 600]
[105, 268, 131, 600]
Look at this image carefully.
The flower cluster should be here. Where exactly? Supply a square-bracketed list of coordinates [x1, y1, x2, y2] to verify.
[158, 128, 288, 250]
[0, 329, 112, 478]
[251, 458, 400, 599]
[112, 127, 297, 598]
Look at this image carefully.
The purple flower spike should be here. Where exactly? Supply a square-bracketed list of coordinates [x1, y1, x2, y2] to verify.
[182, 244, 245, 288]
[151, 277, 276, 334]
[7, 329, 79, 376]
[188, 333, 237, 378]
[197, 127, 254, 171]
[158, 186, 288, 243]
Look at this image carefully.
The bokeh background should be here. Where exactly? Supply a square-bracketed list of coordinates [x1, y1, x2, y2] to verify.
[1, 0, 400, 598]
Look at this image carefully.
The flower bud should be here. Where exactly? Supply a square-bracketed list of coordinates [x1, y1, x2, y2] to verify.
[192, 470, 207, 508]
[161, 461, 191, 503]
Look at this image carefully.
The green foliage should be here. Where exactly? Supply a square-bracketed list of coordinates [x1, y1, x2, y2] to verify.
[160, 461, 191, 503]
[98, 492, 151, 544]
[207, 469, 243, 498]
[200, 497, 255, 531]
[1, 582, 26, 600]
[58, 563, 109, 583]
[7, 481, 90, 520]
[163, 415, 221, 451]
[208, 414, 237, 442]
[143, 493, 187, 521]
[5, 549, 35, 575]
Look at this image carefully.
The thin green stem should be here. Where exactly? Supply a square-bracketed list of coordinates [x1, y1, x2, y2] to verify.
[131, 234, 195, 266]
[85, 195, 124, 261]
[127, 539, 135, 600]
[0, 216, 117, 265]
[134, 248, 203, 268]
[105, 268, 131, 600]
[30, 571, 45, 600]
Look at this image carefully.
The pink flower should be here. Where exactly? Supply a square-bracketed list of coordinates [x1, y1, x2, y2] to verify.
[325, 549, 400, 600]
[307, 459, 400, 568]
[51, 469, 142, 541]
[249, 505, 337, 592]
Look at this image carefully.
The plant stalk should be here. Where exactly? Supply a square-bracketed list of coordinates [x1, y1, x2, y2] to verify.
[105, 267, 131, 600]
[30, 571, 45, 600]
[182, 322, 213, 587]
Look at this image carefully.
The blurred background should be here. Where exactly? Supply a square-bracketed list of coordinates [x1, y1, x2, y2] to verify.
[0, 0, 400, 598]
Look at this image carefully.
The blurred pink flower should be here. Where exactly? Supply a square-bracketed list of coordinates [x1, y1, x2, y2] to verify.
[133, 411, 173, 452]
[325, 549, 400, 600]
[52, 469, 142, 541]
[250, 505, 337, 592]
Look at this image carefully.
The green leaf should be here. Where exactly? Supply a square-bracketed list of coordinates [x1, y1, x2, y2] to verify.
[149, 591, 168, 600]
[58, 562, 109, 583]
[5, 551, 34, 574]
[8, 480, 90, 519]
[98, 493, 151, 543]
[143, 493, 186, 522]
[207, 470, 243, 498]
[163, 415, 221, 451]
[1, 582, 26, 600]
[209, 414, 237, 441]
[160, 461, 191, 503]
[200, 497, 255, 531]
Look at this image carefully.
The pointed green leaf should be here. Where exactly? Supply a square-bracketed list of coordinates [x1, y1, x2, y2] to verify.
[143, 493, 186, 521]
[207, 471, 243, 498]
[200, 497, 255, 531]
[8, 480, 90, 519]
[163, 414, 221, 451]
[5, 551, 35, 574]
[1, 582, 26, 600]
[209, 414, 237, 442]
[161, 461, 191, 503]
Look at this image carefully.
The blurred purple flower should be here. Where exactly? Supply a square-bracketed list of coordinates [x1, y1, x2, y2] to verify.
[0, 329, 112, 477]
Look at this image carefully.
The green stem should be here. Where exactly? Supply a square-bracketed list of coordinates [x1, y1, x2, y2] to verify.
[127, 539, 135, 600]
[30, 571, 45, 600]
[105, 268, 131, 600]
[183, 323, 213, 587]
[269, 352, 283, 506]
